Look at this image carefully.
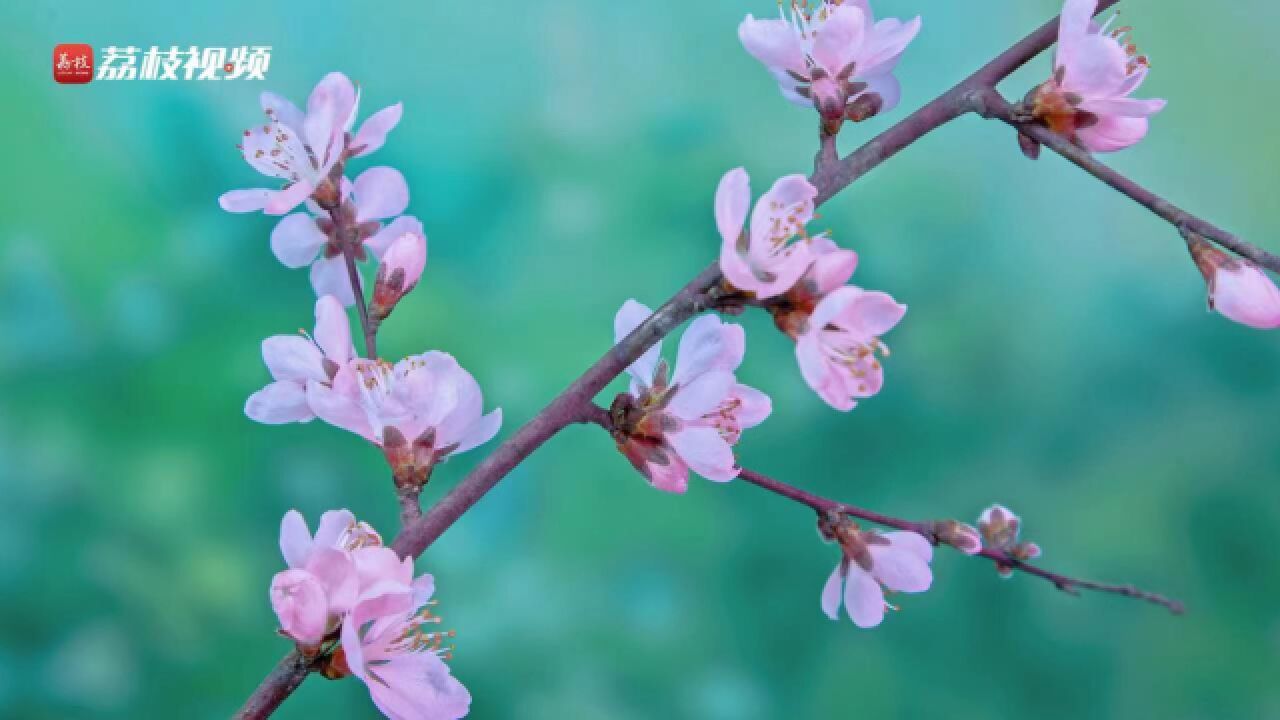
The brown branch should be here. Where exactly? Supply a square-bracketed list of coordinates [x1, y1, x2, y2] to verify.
[735, 468, 1184, 615]
[233, 5, 1125, 716]
[396, 485, 423, 528]
[976, 90, 1280, 273]
[233, 651, 312, 720]
[340, 242, 378, 359]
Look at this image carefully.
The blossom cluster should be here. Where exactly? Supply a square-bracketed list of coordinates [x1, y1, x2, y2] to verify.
[224, 72, 497, 716]
[218, 0, 1272, 715]
[272, 510, 470, 719]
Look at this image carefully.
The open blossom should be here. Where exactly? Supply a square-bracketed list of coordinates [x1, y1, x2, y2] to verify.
[371, 230, 429, 323]
[270, 169, 416, 306]
[219, 72, 403, 215]
[1028, 0, 1165, 153]
[609, 300, 770, 493]
[246, 294, 354, 424]
[795, 285, 905, 411]
[739, 0, 921, 131]
[819, 515, 933, 628]
[341, 575, 471, 720]
[716, 167, 820, 300]
[271, 509, 411, 647]
[306, 352, 502, 487]
[1186, 233, 1280, 329]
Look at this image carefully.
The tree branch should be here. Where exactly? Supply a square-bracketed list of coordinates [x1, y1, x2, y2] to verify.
[232, 4, 1132, 715]
[976, 89, 1280, 273]
[735, 468, 1184, 615]
[340, 242, 378, 359]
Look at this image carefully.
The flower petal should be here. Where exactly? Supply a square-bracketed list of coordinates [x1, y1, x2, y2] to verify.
[821, 562, 845, 620]
[614, 299, 662, 388]
[351, 103, 404, 158]
[667, 426, 737, 482]
[364, 215, 424, 260]
[313, 294, 354, 365]
[270, 213, 327, 268]
[310, 255, 360, 307]
[672, 315, 732, 386]
[279, 509, 312, 568]
[352, 167, 410, 222]
[714, 167, 751, 248]
[219, 188, 273, 213]
[245, 381, 314, 424]
[844, 567, 887, 628]
[262, 335, 327, 383]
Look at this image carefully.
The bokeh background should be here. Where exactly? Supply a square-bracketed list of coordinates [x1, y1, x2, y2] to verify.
[3, 0, 1279, 717]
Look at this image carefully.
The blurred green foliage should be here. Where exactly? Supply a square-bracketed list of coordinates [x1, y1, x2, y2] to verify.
[2, 0, 1279, 718]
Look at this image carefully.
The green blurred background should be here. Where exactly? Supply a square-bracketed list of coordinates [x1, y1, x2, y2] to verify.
[3, 0, 1279, 717]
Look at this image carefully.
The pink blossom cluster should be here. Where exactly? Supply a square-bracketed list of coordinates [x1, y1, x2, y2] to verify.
[272, 510, 470, 719]
[223, 72, 490, 717]
[217, 0, 1270, 714]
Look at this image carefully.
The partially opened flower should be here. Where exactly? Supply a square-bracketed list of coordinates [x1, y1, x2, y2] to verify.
[739, 0, 921, 131]
[219, 72, 404, 215]
[818, 515, 933, 628]
[609, 300, 770, 493]
[794, 285, 905, 411]
[341, 574, 471, 720]
[371, 230, 429, 324]
[271, 509, 418, 649]
[1186, 233, 1280, 329]
[246, 294, 354, 425]
[716, 167, 820, 300]
[269, 168, 415, 306]
[307, 352, 502, 488]
[1027, 0, 1166, 153]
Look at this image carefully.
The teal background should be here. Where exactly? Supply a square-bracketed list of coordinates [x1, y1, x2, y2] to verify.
[3, 0, 1279, 718]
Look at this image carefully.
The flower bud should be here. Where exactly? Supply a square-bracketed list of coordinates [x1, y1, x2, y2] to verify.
[370, 231, 427, 323]
[1185, 232, 1280, 329]
[931, 520, 982, 555]
[977, 504, 1020, 551]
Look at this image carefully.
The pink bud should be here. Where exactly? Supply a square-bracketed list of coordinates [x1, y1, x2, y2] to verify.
[1187, 233, 1280, 329]
[371, 231, 427, 321]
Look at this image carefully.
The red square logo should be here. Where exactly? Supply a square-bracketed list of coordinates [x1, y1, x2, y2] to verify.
[53, 44, 94, 84]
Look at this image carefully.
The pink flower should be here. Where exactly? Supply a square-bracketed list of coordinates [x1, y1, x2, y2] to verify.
[820, 528, 933, 628]
[610, 300, 770, 493]
[371, 230, 429, 322]
[306, 352, 502, 486]
[739, 1, 920, 130]
[219, 72, 403, 215]
[341, 575, 471, 720]
[246, 294, 354, 424]
[271, 509, 418, 648]
[1187, 234, 1280, 329]
[716, 167, 819, 300]
[1029, 0, 1166, 153]
[269, 169, 416, 307]
[795, 285, 905, 411]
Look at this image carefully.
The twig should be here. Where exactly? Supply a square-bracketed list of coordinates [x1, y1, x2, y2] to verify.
[735, 468, 1184, 615]
[396, 486, 423, 528]
[339, 242, 378, 359]
[977, 90, 1280, 273]
[233, 651, 311, 720]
